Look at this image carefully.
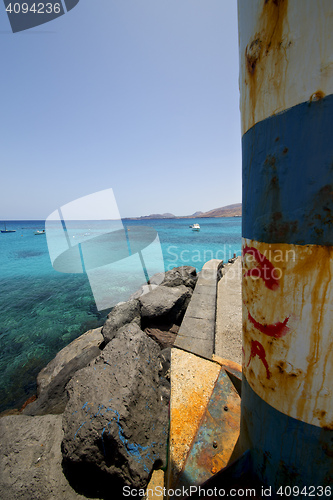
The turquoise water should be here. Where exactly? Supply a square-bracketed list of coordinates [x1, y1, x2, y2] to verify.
[0, 218, 241, 412]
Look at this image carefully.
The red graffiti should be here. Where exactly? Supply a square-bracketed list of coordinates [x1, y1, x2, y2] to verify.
[248, 311, 290, 338]
[247, 340, 271, 379]
[243, 246, 279, 290]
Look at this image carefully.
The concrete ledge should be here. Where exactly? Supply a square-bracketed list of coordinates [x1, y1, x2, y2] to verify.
[184, 293, 216, 321]
[215, 257, 242, 365]
[174, 259, 222, 359]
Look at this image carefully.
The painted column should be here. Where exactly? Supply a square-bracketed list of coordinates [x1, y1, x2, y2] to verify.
[238, 0, 333, 493]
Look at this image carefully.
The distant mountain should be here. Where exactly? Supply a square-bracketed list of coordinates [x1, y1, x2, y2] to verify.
[195, 203, 242, 218]
[124, 212, 176, 220]
[125, 204, 241, 220]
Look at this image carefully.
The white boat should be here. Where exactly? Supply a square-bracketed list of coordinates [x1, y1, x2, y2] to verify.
[34, 230, 46, 235]
[191, 223, 200, 231]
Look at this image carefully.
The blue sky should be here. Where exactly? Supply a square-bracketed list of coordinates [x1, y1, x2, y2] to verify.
[0, 0, 241, 219]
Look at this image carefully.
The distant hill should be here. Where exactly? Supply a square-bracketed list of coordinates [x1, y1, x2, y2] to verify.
[124, 204, 241, 220]
[195, 203, 242, 218]
[125, 212, 176, 220]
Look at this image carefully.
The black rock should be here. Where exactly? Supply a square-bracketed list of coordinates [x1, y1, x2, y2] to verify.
[139, 285, 192, 329]
[0, 414, 88, 499]
[102, 299, 141, 345]
[150, 266, 197, 289]
[158, 348, 171, 380]
[23, 328, 103, 416]
[129, 284, 158, 300]
[145, 326, 177, 350]
[61, 323, 169, 498]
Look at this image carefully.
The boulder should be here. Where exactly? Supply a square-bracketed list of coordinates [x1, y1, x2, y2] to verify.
[0, 414, 89, 499]
[151, 266, 197, 289]
[158, 348, 171, 381]
[145, 324, 179, 350]
[129, 284, 158, 300]
[62, 323, 170, 498]
[23, 328, 103, 416]
[139, 285, 192, 328]
[102, 299, 141, 344]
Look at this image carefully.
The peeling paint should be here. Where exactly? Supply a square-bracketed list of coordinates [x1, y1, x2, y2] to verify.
[238, 0, 333, 134]
[242, 239, 333, 428]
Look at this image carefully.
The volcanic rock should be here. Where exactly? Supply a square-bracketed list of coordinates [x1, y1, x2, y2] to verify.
[139, 285, 192, 328]
[23, 328, 103, 416]
[102, 299, 141, 345]
[61, 323, 169, 498]
[151, 266, 197, 289]
[0, 414, 89, 499]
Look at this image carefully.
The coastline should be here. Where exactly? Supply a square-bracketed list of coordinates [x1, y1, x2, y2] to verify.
[0, 258, 243, 499]
[0, 217, 242, 415]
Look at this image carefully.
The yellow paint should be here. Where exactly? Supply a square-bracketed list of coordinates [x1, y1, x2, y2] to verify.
[167, 349, 221, 491]
[145, 470, 164, 500]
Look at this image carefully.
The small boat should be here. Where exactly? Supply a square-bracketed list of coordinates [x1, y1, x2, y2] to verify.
[191, 223, 200, 231]
[1, 222, 16, 233]
[34, 230, 46, 235]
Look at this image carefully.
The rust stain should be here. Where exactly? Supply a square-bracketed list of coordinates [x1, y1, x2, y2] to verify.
[266, 214, 298, 242]
[296, 245, 332, 424]
[245, 37, 263, 75]
[322, 422, 333, 431]
[170, 394, 212, 484]
[310, 90, 325, 102]
[243, 239, 333, 427]
[168, 350, 220, 486]
[243, 0, 290, 131]
[275, 360, 302, 379]
[212, 356, 242, 373]
[186, 378, 241, 482]
[19, 394, 37, 411]
[322, 443, 333, 457]
[171, 388, 212, 445]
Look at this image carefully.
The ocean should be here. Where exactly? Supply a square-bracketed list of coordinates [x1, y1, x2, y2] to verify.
[0, 217, 241, 412]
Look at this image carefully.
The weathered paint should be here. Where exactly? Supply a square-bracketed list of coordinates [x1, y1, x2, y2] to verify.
[241, 379, 333, 489]
[167, 351, 241, 499]
[238, 0, 333, 135]
[242, 94, 333, 246]
[212, 355, 242, 396]
[243, 239, 333, 427]
[238, 0, 333, 493]
[171, 366, 241, 495]
[167, 349, 221, 494]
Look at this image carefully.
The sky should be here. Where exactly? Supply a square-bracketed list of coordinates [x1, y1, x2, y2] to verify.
[0, 0, 241, 220]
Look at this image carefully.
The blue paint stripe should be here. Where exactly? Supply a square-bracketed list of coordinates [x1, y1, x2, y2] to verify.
[242, 94, 333, 245]
[241, 377, 333, 493]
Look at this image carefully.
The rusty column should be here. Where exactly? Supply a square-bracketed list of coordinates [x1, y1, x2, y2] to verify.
[239, 0, 333, 493]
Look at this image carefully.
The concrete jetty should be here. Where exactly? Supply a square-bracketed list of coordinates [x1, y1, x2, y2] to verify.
[165, 257, 243, 498]
[215, 257, 242, 365]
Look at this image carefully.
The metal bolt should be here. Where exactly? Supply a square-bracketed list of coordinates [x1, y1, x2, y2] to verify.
[213, 440, 218, 449]
[224, 405, 228, 411]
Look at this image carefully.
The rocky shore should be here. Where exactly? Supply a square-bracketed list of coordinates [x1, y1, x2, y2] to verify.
[0, 266, 198, 500]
